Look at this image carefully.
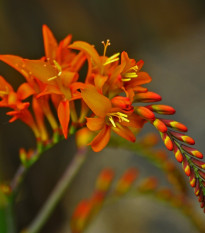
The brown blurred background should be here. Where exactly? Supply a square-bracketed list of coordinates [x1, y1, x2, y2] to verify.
[0, 0, 205, 232]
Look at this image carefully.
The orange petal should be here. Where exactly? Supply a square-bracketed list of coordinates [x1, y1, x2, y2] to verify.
[17, 83, 35, 100]
[69, 41, 101, 67]
[70, 51, 86, 72]
[61, 71, 78, 87]
[57, 100, 70, 138]
[121, 113, 145, 128]
[86, 117, 105, 131]
[121, 51, 136, 72]
[23, 59, 58, 83]
[0, 75, 13, 92]
[42, 24, 58, 60]
[32, 97, 48, 141]
[37, 85, 62, 98]
[81, 85, 111, 117]
[56, 34, 72, 63]
[94, 74, 108, 92]
[0, 55, 30, 80]
[112, 123, 136, 142]
[90, 125, 111, 152]
[136, 60, 144, 70]
[126, 72, 152, 87]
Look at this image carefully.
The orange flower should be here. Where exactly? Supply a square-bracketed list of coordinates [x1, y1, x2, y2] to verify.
[81, 85, 145, 152]
[0, 25, 87, 138]
[69, 40, 152, 102]
[0, 76, 40, 138]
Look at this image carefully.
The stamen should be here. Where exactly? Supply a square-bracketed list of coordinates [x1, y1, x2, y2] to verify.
[0, 91, 9, 95]
[107, 112, 129, 127]
[102, 39, 111, 57]
[103, 53, 120, 66]
[47, 76, 58, 81]
[109, 116, 116, 127]
[121, 65, 139, 81]
[0, 87, 9, 96]
[48, 60, 62, 81]
[129, 65, 139, 72]
[123, 73, 138, 78]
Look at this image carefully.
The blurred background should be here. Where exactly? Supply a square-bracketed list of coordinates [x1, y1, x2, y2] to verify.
[0, 0, 205, 232]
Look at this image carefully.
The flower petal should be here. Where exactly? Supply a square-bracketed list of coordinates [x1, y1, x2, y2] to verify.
[0, 55, 59, 83]
[69, 41, 101, 67]
[121, 113, 145, 128]
[23, 59, 58, 83]
[90, 125, 111, 152]
[17, 83, 35, 100]
[126, 72, 152, 87]
[42, 24, 58, 60]
[57, 34, 73, 64]
[112, 123, 136, 142]
[37, 85, 62, 98]
[81, 85, 111, 117]
[58, 100, 70, 138]
[61, 71, 78, 87]
[86, 117, 105, 131]
[121, 51, 136, 72]
[94, 74, 108, 92]
[0, 55, 30, 80]
[0, 75, 13, 92]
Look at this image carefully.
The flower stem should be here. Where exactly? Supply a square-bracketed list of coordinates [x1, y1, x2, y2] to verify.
[22, 148, 88, 233]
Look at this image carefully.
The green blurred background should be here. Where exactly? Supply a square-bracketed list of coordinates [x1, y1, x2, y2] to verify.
[0, 0, 205, 232]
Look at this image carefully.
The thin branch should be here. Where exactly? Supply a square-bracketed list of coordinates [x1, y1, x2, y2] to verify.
[22, 147, 88, 233]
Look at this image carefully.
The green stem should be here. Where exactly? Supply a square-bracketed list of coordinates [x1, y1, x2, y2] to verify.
[22, 148, 88, 233]
[5, 199, 16, 233]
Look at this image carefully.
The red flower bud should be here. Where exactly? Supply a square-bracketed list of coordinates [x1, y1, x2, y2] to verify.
[146, 105, 176, 115]
[181, 145, 203, 159]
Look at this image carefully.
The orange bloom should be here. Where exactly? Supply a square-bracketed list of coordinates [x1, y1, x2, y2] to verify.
[0, 76, 40, 138]
[81, 85, 145, 152]
[0, 25, 87, 138]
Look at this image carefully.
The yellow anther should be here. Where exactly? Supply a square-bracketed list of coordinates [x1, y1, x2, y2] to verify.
[0, 86, 9, 96]
[107, 112, 129, 127]
[48, 75, 58, 81]
[121, 65, 139, 81]
[129, 65, 139, 72]
[103, 53, 120, 66]
[48, 60, 62, 81]
[108, 116, 116, 127]
[0, 90, 9, 96]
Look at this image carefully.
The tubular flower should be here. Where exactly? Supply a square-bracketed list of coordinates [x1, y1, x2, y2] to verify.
[69, 40, 152, 100]
[0, 76, 40, 137]
[0, 25, 87, 138]
[0, 25, 204, 212]
[81, 85, 145, 152]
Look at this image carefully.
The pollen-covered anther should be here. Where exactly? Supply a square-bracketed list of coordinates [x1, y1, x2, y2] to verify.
[47, 60, 62, 81]
[0, 90, 9, 96]
[103, 53, 120, 66]
[107, 112, 129, 127]
[121, 65, 139, 81]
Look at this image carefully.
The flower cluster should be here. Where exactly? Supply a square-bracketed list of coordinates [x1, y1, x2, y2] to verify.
[0, 25, 204, 211]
